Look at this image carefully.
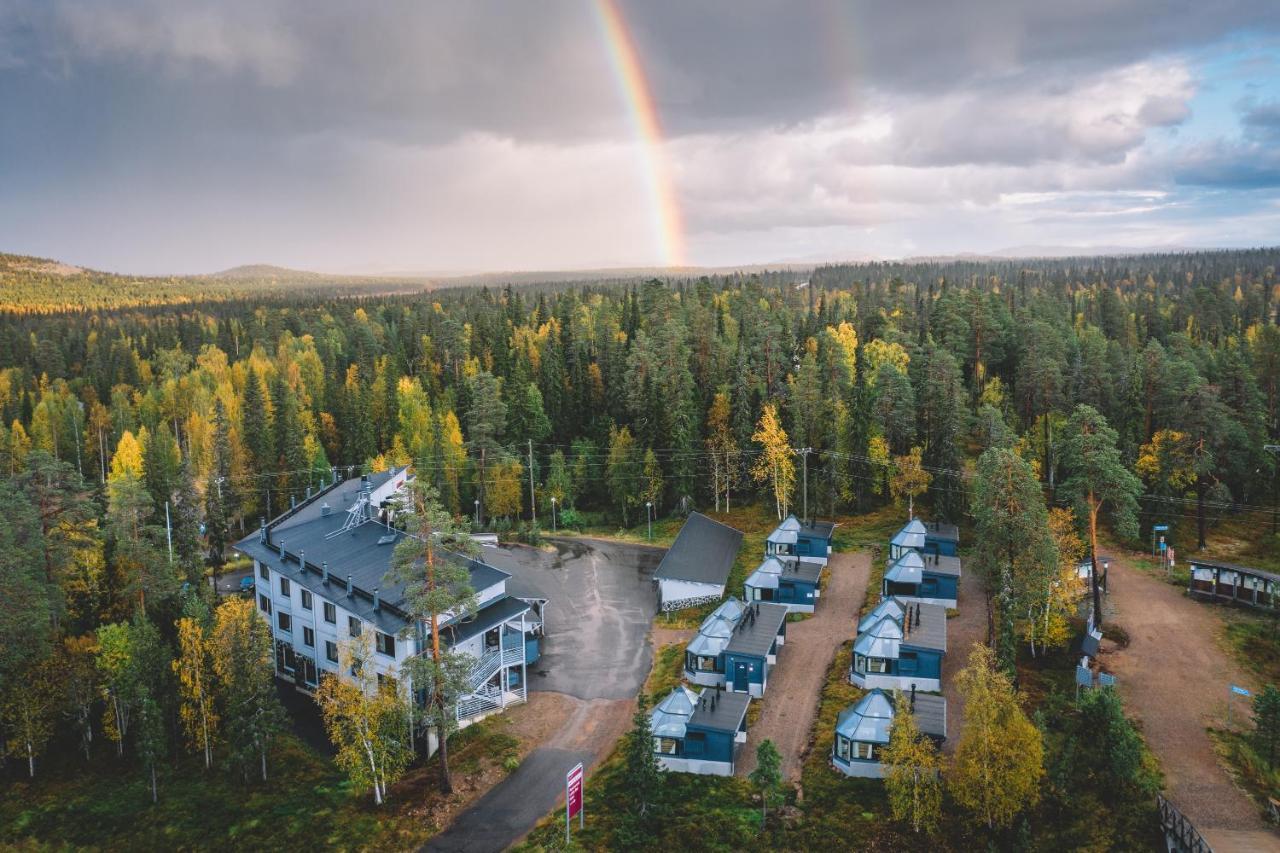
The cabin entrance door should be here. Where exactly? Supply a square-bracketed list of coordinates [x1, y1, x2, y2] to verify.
[733, 661, 749, 692]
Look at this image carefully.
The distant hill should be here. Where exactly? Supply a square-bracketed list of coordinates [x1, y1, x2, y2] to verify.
[0, 252, 432, 313]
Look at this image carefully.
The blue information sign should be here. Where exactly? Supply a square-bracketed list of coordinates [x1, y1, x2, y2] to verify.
[1153, 524, 1169, 531]
[1231, 685, 1252, 697]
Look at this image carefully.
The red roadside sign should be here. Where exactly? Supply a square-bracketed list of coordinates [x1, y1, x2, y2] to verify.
[566, 762, 584, 819]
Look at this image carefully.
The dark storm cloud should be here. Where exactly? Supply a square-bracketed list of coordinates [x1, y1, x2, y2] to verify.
[0, 1, 1278, 272]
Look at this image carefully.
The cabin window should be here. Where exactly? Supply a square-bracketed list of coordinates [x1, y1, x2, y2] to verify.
[301, 589, 313, 610]
[259, 594, 271, 614]
[836, 736, 851, 760]
[697, 655, 718, 672]
[277, 611, 292, 633]
[348, 616, 362, 637]
[303, 626, 315, 648]
[653, 737, 680, 755]
[867, 657, 887, 673]
[259, 563, 269, 581]
[279, 577, 291, 597]
[376, 632, 395, 657]
[325, 641, 338, 663]
[323, 602, 336, 624]
[854, 742, 875, 760]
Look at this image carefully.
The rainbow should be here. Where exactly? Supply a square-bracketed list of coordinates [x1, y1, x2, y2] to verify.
[594, 0, 687, 267]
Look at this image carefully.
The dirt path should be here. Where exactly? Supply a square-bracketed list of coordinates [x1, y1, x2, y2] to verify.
[1104, 553, 1280, 850]
[736, 551, 869, 781]
[938, 562, 988, 754]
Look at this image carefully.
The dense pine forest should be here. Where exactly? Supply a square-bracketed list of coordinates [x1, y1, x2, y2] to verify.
[1, 248, 1279, 844]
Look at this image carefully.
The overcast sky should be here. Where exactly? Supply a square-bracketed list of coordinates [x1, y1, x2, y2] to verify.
[2, 1, 1279, 275]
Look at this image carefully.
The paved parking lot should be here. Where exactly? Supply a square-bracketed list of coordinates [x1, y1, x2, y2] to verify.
[426, 537, 664, 852]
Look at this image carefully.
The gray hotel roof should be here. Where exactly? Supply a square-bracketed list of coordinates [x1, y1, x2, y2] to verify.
[902, 603, 947, 652]
[654, 512, 744, 587]
[234, 470, 512, 637]
[725, 602, 789, 658]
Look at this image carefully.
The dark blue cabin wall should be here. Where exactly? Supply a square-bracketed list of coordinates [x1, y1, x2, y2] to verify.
[924, 536, 958, 557]
[892, 647, 943, 679]
[723, 652, 766, 687]
[683, 726, 736, 763]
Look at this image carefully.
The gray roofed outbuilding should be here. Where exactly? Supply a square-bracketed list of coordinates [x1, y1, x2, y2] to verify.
[653, 512, 744, 587]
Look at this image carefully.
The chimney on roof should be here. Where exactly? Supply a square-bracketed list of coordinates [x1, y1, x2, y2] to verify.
[711, 694, 717, 712]
[321, 502, 332, 517]
[905, 606, 912, 634]
[915, 603, 921, 625]
[278, 538, 285, 558]
[331, 466, 338, 485]
[291, 495, 297, 511]
[298, 550, 305, 571]
[346, 574, 353, 596]
[259, 518, 267, 543]
[306, 486, 312, 500]
[373, 588, 380, 610]
[322, 562, 330, 584]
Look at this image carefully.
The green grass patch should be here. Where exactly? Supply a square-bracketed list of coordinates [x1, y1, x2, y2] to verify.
[0, 734, 435, 851]
[646, 643, 688, 703]
[1209, 728, 1280, 822]
[1223, 614, 1280, 686]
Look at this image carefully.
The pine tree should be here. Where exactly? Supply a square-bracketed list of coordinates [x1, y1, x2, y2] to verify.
[640, 448, 664, 515]
[241, 371, 273, 514]
[1254, 684, 1280, 769]
[204, 399, 233, 566]
[620, 693, 663, 822]
[212, 597, 287, 781]
[390, 479, 479, 794]
[1060, 404, 1141, 627]
[748, 738, 783, 826]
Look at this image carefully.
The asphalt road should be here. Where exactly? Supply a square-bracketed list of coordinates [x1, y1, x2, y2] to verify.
[490, 537, 664, 700]
[426, 537, 662, 853]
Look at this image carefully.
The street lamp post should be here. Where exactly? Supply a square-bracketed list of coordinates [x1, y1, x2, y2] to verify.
[646, 501, 653, 541]
[474, 499, 481, 529]
[551, 496, 557, 533]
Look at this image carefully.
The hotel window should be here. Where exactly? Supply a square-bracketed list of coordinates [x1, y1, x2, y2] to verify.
[323, 602, 336, 624]
[854, 742, 875, 760]
[867, 658, 887, 673]
[377, 673, 398, 692]
[348, 616, 362, 638]
[836, 736, 851, 760]
[279, 577, 291, 597]
[259, 563, 269, 581]
[301, 589, 313, 611]
[325, 640, 338, 663]
[277, 611, 291, 633]
[303, 626, 315, 648]
[259, 594, 271, 614]
[698, 656, 717, 672]
[376, 632, 395, 657]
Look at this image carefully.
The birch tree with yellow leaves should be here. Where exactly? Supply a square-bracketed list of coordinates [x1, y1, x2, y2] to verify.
[752, 404, 794, 520]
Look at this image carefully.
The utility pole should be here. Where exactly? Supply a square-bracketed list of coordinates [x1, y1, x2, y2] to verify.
[794, 447, 813, 521]
[528, 439, 537, 527]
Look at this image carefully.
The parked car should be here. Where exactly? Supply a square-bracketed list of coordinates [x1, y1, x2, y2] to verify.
[239, 575, 255, 595]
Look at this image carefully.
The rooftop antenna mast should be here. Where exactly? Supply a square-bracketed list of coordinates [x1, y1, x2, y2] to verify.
[326, 475, 374, 538]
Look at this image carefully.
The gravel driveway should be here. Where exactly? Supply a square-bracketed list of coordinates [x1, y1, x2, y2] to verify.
[938, 560, 988, 754]
[1104, 553, 1280, 850]
[735, 550, 869, 781]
